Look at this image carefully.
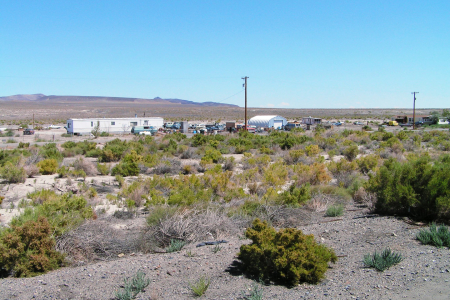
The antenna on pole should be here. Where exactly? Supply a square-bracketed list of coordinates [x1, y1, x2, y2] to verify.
[242, 76, 248, 131]
[411, 92, 419, 130]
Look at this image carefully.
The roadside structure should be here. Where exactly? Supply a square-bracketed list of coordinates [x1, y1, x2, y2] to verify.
[247, 115, 287, 129]
[66, 117, 164, 136]
[302, 116, 322, 125]
[393, 115, 431, 125]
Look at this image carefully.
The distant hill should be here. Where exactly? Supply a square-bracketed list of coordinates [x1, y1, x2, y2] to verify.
[0, 94, 239, 107]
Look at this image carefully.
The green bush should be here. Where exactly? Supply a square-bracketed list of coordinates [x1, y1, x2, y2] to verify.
[0, 162, 26, 183]
[11, 192, 93, 236]
[326, 204, 344, 217]
[416, 223, 450, 248]
[277, 184, 311, 206]
[40, 143, 63, 161]
[37, 159, 58, 175]
[201, 149, 223, 164]
[363, 248, 403, 272]
[343, 145, 359, 161]
[115, 270, 150, 300]
[366, 155, 450, 221]
[238, 219, 337, 286]
[111, 162, 139, 177]
[190, 275, 210, 297]
[0, 217, 65, 277]
[165, 239, 187, 253]
[18, 142, 30, 149]
[97, 163, 110, 175]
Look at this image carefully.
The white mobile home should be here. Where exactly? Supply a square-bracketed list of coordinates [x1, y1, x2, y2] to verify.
[66, 117, 164, 135]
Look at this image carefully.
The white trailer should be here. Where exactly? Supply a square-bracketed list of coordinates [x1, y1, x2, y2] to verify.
[66, 117, 164, 135]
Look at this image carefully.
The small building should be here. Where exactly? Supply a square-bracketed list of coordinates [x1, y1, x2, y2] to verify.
[393, 115, 431, 124]
[302, 116, 322, 125]
[247, 115, 287, 129]
[66, 117, 164, 136]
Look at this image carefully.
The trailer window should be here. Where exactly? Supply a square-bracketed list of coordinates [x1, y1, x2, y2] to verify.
[111, 122, 115, 125]
[130, 122, 138, 126]
[91, 122, 93, 127]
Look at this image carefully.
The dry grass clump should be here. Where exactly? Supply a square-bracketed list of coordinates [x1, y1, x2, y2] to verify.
[150, 207, 239, 247]
[73, 156, 98, 176]
[23, 164, 40, 178]
[56, 220, 141, 265]
[152, 158, 182, 175]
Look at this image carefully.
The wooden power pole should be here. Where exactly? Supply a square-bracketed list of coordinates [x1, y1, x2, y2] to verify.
[242, 76, 248, 131]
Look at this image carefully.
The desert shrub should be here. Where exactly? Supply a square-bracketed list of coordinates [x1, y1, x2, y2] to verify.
[292, 163, 331, 186]
[99, 139, 128, 162]
[356, 154, 379, 174]
[23, 164, 39, 178]
[343, 145, 359, 161]
[201, 149, 222, 164]
[362, 125, 372, 131]
[72, 157, 97, 176]
[305, 145, 320, 156]
[222, 157, 235, 171]
[115, 270, 150, 300]
[18, 142, 30, 149]
[238, 219, 337, 285]
[111, 162, 139, 177]
[180, 148, 196, 159]
[37, 159, 58, 175]
[56, 166, 70, 178]
[325, 204, 344, 217]
[11, 192, 94, 236]
[97, 163, 110, 175]
[27, 189, 60, 205]
[165, 239, 187, 253]
[40, 143, 63, 161]
[0, 217, 65, 277]
[263, 161, 289, 187]
[190, 275, 210, 297]
[151, 208, 238, 247]
[363, 248, 403, 272]
[277, 184, 311, 207]
[146, 206, 178, 226]
[366, 155, 450, 221]
[416, 223, 450, 248]
[152, 158, 182, 175]
[0, 162, 26, 183]
[286, 149, 305, 164]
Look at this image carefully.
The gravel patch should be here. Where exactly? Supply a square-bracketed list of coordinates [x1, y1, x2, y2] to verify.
[1, 204, 450, 299]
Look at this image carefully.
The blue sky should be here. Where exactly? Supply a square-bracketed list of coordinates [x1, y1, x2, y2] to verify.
[1, 1, 449, 108]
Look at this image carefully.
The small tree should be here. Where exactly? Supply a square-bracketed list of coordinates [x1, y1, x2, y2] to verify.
[91, 123, 100, 138]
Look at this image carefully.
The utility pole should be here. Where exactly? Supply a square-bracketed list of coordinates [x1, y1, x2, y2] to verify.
[242, 76, 248, 131]
[412, 92, 419, 130]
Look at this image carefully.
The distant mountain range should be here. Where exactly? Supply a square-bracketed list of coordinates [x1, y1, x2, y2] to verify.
[0, 94, 239, 107]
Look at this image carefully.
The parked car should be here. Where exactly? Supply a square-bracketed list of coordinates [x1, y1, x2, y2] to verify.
[285, 122, 302, 131]
[332, 122, 342, 126]
[353, 121, 364, 125]
[415, 121, 424, 126]
[48, 124, 61, 129]
[23, 128, 35, 135]
[399, 123, 412, 127]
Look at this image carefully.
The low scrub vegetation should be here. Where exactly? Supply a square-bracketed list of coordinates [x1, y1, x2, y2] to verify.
[1, 121, 450, 282]
[416, 223, 450, 248]
[363, 248, 403, 271]
[238, 219, 337, 285]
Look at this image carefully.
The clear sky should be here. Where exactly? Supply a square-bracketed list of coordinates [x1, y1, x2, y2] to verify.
[1, 1, 449, 108]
